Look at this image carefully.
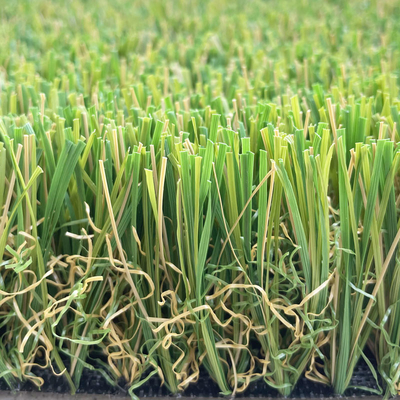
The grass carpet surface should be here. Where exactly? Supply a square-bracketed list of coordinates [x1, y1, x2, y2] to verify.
[0, 0, 400, 398]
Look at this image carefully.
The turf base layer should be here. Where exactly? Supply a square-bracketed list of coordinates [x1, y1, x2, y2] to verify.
[0, 358, 380, 398]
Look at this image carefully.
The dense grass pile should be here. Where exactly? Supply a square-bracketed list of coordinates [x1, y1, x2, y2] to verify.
[1, 0, 400, 398]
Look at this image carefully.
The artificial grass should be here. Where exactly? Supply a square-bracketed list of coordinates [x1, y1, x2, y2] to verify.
[0, 0, 400, 398]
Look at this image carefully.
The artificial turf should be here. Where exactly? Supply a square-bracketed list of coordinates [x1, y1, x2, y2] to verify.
[0, 0, 400, 398]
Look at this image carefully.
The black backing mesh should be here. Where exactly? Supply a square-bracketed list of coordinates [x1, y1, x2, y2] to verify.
[0, 356, 382, 398]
